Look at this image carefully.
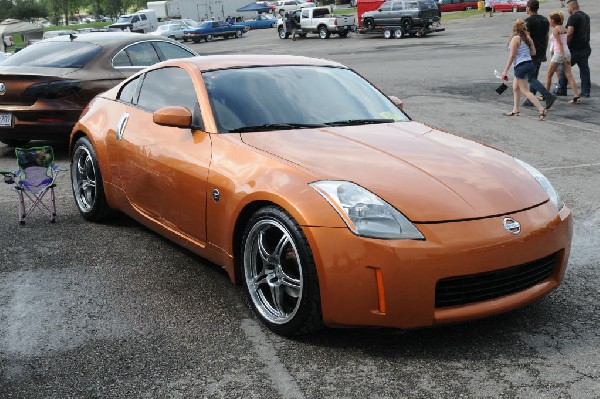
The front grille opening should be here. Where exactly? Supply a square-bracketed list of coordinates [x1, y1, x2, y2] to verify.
[435, 253, 558, 308]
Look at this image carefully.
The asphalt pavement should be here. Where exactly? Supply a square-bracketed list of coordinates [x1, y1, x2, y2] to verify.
[1, 2, 599, 397]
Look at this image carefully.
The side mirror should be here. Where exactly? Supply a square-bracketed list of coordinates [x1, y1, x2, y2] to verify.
[389, 95, 404, 110]
[378, 8, 382, 11]
[153, 106, 192, 128]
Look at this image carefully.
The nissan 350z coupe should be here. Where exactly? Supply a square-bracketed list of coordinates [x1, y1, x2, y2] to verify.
[69, 55, 573, 336]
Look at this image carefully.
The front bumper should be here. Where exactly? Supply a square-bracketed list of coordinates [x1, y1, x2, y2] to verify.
[304, 201, 572, 329]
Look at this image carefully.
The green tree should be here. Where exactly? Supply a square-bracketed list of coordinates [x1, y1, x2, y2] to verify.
[8, 0, 48, 21]
[0, 0, 15, 20]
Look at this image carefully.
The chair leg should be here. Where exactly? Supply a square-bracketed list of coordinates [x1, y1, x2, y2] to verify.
[51, 187, 56, 222]
[17, 190, 26, 224]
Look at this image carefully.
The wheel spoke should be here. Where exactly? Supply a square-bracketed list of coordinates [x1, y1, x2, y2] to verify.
[269, 283, 286, 317]
[257, 231, 271, 263]
[281, 272, 301, 298]
[272, 234, 289, 261]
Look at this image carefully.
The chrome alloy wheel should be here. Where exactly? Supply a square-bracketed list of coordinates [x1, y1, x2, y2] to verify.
[71, 145, 97, 213]
[243, 218, 303, 325]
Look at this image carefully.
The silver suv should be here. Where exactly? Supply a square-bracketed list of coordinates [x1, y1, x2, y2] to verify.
[362, 0, 440, 31]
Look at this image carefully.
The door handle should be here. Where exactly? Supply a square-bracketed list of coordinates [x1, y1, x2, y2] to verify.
[116, 112, 129, 141]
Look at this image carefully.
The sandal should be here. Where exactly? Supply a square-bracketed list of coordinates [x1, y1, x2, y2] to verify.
[505, 111, 520, 116]
[569, 96, 581, 104]
[538, 109, 548, 121]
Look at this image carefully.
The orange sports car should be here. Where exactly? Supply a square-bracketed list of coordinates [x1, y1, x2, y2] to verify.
[70, 55, 573, 336]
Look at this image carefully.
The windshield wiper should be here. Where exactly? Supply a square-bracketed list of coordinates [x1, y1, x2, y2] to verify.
[229, 123, 326, 133]
[324, 119, 395, 127]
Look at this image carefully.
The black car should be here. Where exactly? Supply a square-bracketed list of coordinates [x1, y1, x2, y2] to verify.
[0, 32, 197, 146]
[362, 0, 440, 31]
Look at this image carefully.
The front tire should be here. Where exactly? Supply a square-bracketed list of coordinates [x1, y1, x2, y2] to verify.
[318, 25, 330, 39]
[71, 136, 114, 222]
[364, 18, 375, 30]
[512, 5, 518, 12]
[241, 206, 323, 336]
[278, 27, 289, 39]
[383, 28, 392, 39]
[205, 34, 214, 42]
[235, 29, 243, 38]
[393, 28, 404, 39]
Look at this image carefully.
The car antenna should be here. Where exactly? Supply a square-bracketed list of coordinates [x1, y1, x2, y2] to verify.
[69, 33, 77, 41]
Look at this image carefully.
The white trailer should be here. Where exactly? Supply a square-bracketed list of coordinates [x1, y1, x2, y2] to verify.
[176, 0, 256, 22]
[147, 0, 183, 20]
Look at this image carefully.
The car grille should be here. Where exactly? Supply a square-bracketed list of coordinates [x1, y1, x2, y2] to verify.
[435, 253, 558, 308]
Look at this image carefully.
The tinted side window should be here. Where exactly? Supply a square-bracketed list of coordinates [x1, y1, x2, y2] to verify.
[137, 67, 198, 113]
[152, 41, 195, 60]
[1, 42, 102, 68]
[392, 2, 405, 10]
[118, 75, 141, 104]
[124, 42, 161, 66]
[141, 14, 147, 20]
[405, 1, 419, 9]
[379, 1, 393, 11]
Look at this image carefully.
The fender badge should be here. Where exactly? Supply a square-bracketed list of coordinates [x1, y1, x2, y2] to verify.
[503, 217, 521, 235]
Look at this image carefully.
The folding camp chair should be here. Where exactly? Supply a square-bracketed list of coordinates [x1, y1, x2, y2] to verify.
[1, 146, 66, 224]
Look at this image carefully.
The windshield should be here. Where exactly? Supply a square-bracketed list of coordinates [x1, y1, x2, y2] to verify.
[117, 16, 133, 23]
[1, 41, 102, 68]
[203, 65, 409, 133]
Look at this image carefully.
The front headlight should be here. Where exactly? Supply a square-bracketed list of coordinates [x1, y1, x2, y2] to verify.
[310, 181, 424, 240]
[515, 158, 562, 212]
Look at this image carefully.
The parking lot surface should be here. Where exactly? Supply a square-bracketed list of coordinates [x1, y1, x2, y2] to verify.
[1, 3, 599, 397]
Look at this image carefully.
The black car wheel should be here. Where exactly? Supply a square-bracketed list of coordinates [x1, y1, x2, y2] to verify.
[235, 29, 243, 38]
[401, 17, 412, 32]
[241, 206, 323, 336]
[318, 26, 330, 39]
[364, 18, 375, 30]
[338, 30, 349, 38]
[71, 136, 114, 222]
[278, 27, 289, 39]
[205, 34, 214, 42]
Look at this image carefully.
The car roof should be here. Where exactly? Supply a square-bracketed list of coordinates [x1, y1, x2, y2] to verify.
[162, 55, 345, 72]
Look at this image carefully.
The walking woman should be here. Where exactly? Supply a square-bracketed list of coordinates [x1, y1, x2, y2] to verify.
[500, 19, 548, 120]
[545, 11, 581, 103]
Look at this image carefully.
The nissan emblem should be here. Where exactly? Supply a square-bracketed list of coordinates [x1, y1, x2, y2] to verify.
[503, 217, 521, 235]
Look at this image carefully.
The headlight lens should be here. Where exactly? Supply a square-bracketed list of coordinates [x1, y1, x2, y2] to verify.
[515, 158, 562, 211]
[310, 181, 424, 240]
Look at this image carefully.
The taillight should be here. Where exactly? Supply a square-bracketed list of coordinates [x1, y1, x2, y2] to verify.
[334, 19, 338, 25]
[23, 80, 83, 101]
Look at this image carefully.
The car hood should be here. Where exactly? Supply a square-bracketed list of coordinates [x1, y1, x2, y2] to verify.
[240, 122, 548, 222]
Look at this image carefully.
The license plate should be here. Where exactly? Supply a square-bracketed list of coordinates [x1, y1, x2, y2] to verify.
[0, 112, 12, 127]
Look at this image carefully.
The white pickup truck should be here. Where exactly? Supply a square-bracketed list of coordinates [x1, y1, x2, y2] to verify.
[277, 7, 356, 39]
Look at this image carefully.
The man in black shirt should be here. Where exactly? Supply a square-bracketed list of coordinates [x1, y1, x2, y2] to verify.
[524, 0, 556, 109]
[555, 0, 591, 97]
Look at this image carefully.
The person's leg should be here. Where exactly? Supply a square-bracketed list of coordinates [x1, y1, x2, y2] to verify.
[529, 60, 541, 97]
[509, 78, 520, 114]
[556, 62, 568, 95]
[546, 62, 559, 91]
[563, 61, 581, 100]
[577, 48, 591, 96]
[518, 79, 544, 113]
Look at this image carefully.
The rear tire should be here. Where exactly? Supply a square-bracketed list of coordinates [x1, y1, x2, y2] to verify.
[338, 30, 349, 38]
[383, 28, 392, 39]
[393, 28, 404, 39]
[71, 136, 114, 222]
[401, 17, 412, 32]
[205, 34, 214, 42]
